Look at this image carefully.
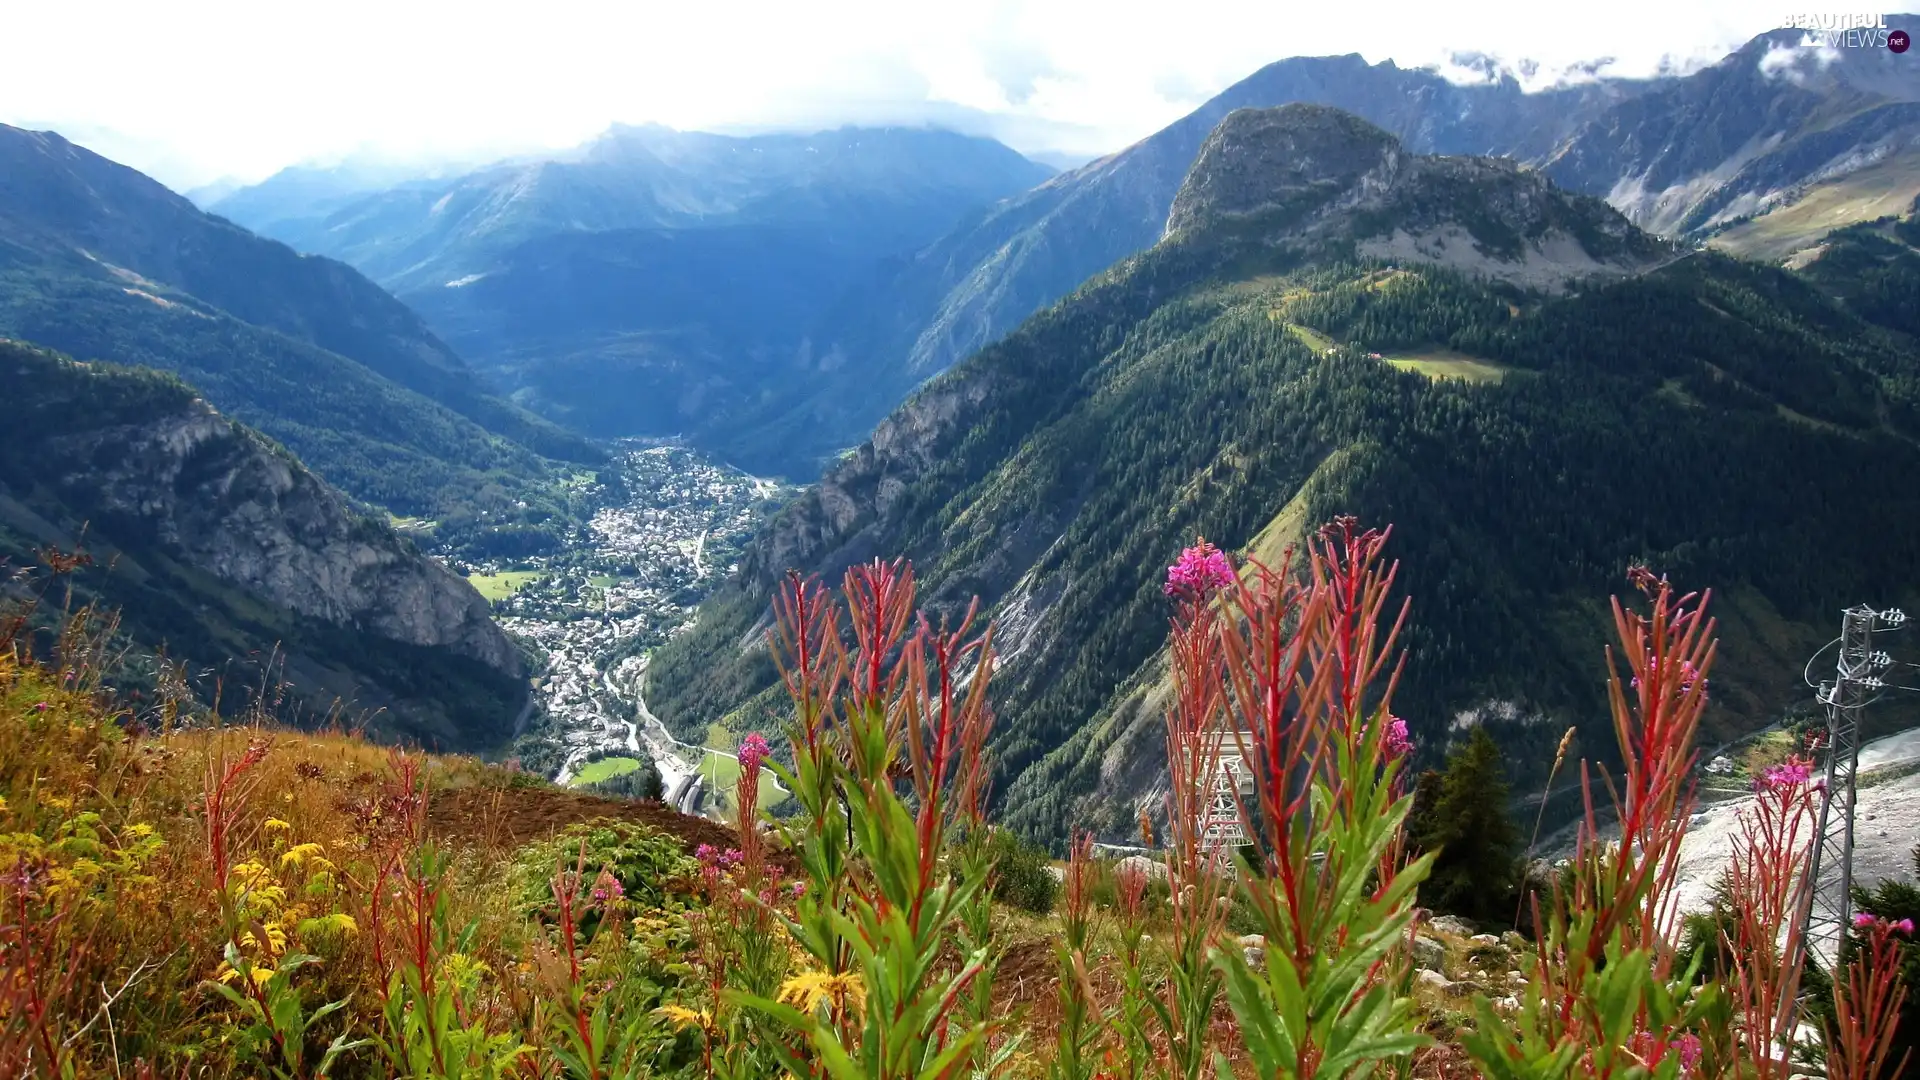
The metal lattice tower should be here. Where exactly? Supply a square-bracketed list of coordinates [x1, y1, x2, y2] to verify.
[1795, 605, 1906, 972]
[1199, 728, 1256, 856]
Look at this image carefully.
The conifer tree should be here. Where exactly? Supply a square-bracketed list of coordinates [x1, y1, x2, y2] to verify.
[1410, 725, 1521, 923]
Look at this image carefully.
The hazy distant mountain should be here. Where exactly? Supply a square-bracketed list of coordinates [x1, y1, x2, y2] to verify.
[0, 124, 598, 555]
[183, 176, 245, 207]
[651, 105, 1920, 842]
[206, 157, 468, 242]
[221, 125, 1054, 450]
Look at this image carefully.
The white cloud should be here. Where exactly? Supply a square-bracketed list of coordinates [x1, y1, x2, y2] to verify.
[0, 0, 1777, 189]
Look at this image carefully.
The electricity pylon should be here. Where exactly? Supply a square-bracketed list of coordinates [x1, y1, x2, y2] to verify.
[1200, 727, 1256, 857]
[1794, 605, 1908, 973]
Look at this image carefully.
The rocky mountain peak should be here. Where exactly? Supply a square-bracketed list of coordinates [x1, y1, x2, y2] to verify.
[1164, 104, 1673, 291]
[1165, 104, 1402, 236]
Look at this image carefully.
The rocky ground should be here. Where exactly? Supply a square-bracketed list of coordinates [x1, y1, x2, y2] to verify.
[1670, 727, 1920, 917]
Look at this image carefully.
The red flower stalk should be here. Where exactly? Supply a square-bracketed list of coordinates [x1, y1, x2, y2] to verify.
[1829, 916, 1914, 1080]
[769, 570, 845, 762]
[735, 732, 769, 895]
[1600, 566, 1715, 949]
[1722, 753, 1821, 1077]
[1302, 518, 1409, 783]
[900, 596, 994, 930]
[1158, 541, 1244, 1079]
[1532, 568, 1716, 1057]
[204, 736, 272, 931]
[1215, 546, 1320, 952]
[0, 860, 88, 1077]
[842, 557, 915, 720]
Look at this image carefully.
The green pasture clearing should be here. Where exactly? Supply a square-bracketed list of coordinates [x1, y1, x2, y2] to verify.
[570, 756, 642, 786]
[1381, 348, 1511, 384]
[468, 570, 543, 601]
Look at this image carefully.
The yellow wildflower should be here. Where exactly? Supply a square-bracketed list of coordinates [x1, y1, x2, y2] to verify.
[654, 1005, 714, 1032]
[778, 970, 866, 1015]
[263, 817, 293, 833]
[216, 962, 275, 987]
[280, 843, 332, 871]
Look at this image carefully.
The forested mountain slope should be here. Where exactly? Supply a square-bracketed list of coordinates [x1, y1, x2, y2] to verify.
[0, 124, 599, 557]
[650, 106, 1920, 844]
[0, 340, 528, 748]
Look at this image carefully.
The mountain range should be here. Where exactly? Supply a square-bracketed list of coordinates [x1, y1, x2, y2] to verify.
[0, 123, 605, 559]
[5, 19, 1917, 776]
[210, 126, 1053, 446]
[209, 21, 1920, 483]
[733, 22, 1920, 473]
[646, 103, 1920, 842]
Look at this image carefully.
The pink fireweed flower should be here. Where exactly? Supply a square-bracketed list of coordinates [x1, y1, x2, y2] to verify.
[1672, 1033, 1703, 1072]
[739, 732, 771, 772]
[695, 843, 717, 863]
[590, 869, 624, 905]
[791, 880, 806, 899]
[1383, 716, 1413, 760]
[1164, 540, 1235, 598]
[720, 848, 743, 868]
[1852, 911, 1912, 933]
[1756, 757, 1814, 793]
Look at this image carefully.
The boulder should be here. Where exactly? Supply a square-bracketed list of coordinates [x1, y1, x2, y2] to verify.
[1412, 935, 1448, 973]
[1429, 915, 1477, 936]
[1416, 969, 1452, 992]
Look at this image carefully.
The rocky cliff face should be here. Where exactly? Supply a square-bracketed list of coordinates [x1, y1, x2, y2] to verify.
[51, 402, 522, 677]
[1164, 105, 1403, 235]
[1, 339, 526, 745]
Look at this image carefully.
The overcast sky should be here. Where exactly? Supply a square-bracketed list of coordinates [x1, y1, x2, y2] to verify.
[2, 0, 1782, 191]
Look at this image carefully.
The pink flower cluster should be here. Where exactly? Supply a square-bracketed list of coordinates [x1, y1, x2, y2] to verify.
[694, 844, 744, 867]
[1164, 541, 1234, 598]
[1754, 757, 1814, 793]
[1630, 1031, 1702, 1074]
[1383, 716, 1413, 760]
[589, 868, 624, 905]
[1854, 911, 1916, 933]
[1671, 1033, 1703, 1072]
[739, 732, 772, 772]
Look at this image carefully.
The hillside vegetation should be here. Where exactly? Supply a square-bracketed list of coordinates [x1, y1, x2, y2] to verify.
[3, 520, 1905, 1080]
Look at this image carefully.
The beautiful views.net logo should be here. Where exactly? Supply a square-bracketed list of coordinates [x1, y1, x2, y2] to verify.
[1781, 13, 1911, 51]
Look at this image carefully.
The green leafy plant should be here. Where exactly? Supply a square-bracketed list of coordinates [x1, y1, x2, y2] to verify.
[741, 560, 1000, 1080]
